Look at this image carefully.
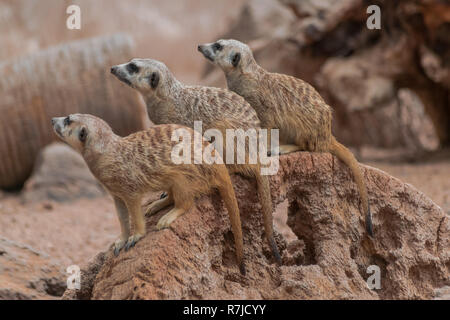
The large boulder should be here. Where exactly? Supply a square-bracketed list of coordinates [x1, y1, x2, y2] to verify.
[62, 152, 449, 299]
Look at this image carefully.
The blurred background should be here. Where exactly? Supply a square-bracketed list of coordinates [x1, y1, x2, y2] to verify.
[0, 0, 448, 299]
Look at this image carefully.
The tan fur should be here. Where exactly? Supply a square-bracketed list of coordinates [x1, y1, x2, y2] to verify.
[199, 39, 373, 236]
[111, 59, 282, 263]
[52, 114, 246, 274]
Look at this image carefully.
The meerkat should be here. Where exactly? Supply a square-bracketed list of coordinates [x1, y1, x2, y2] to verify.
[51, 114, 246, 274]
[111, 59, 282, 263]
[198, 39, 373, 236]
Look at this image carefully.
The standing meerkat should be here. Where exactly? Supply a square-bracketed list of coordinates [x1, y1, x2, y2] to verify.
[111, 59, 282, 263]
[51, 114, 246, 274]
[198, 39, 373, 236]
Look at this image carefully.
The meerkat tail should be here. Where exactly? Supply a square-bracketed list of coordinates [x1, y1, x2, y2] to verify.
[216, 169, 246, 275]
[255, 173, 282, 264]
[329, 136, 373, 237]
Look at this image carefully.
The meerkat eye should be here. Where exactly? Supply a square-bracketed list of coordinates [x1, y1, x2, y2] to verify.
[127, 63, 139, 74]
[79, 127, 87, 142]
[232, 52, 241, 67]
[149, 72, 160, 89]
[212, 43, 222, 51]
[64, 116, 72, 126]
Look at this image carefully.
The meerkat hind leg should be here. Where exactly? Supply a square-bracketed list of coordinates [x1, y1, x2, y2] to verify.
[279, 144, 302, 155]
[145, 192, 174, 216]
[156, 184, 194, 230]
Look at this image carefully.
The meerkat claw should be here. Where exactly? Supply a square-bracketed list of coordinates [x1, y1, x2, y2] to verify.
[124, 234, 144, 251]
[113, 238, 127, 256]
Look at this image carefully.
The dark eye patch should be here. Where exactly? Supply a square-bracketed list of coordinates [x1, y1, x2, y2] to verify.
[79, 127, 87, 142]
[127, 63, 139, 74]
[149, 72, 160, 89]
[232, 52, 241, 67]
[64, 116, 72, 126]
[212, 43, 222, 51]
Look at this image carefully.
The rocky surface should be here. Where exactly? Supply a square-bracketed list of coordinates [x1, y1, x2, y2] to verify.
[62, 152, 449, 300]
[0, 237, 65, 300]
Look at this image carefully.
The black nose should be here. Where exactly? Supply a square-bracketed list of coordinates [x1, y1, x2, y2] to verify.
[110, 66, 116, 74]
[51, 118, 56, 125]
[197, 45, 202, 52]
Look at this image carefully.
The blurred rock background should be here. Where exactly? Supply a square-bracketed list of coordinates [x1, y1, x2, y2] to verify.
[0, 0, 448, 299]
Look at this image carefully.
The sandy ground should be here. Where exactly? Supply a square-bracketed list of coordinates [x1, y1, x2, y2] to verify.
[0, 156, 448, 269]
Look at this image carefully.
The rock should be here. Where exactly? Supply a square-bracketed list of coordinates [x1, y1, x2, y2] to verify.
[0, 237, 65, 300]
[62, 152, 449, 300]
[61, 252, 107, 300]
[434, 286, 450, 300]
[21, 143, 105, 203]
[318, 53, 440, 150]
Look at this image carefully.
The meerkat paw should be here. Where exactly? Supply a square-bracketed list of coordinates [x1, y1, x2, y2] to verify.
[156, 208, 185, 230]
[279, 144, 301, 155]
[145, 202, 160, 216]
[145, 195, 173, 216]
[113, 238, 127, 256]
[145, 199, 166, 216]
[124, 233, 144, 251]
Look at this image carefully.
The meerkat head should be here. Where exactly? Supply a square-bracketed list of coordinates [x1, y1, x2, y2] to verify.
[110, 58, 176, 98]
[198, 39, 255, 74]
[51, 114, 113, 154]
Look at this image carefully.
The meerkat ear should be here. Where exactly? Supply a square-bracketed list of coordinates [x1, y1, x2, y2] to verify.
[232, 52, 241, 67]
[149, 72, 160, 89]
[79, 127, 87, 142]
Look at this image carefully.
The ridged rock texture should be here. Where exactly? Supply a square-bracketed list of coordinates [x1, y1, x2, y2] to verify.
[62, 152, 449, 300]
[0, 34, 147, 190]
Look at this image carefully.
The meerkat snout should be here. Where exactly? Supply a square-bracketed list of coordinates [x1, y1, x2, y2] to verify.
[198, 40, 249, 72]
[110, 63, 132, 86]
[51, 117, 64, 136]
[197, 43, 215, 62]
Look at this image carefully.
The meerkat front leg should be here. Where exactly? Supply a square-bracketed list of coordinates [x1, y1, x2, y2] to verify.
[145, 191, 174, 216]
[124, 197, 146, 251]
[156, 187, 193, 230]
[112, 196, 131, 256]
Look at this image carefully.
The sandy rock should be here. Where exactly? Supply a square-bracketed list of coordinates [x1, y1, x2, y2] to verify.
[0, 237, 65, 300]
[61, 252, 107, 300]
[434, 286, 450, 300]
[63, 152, 449, 300]
[21, 143, 105, 203]
[318, 54, 440, 150]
